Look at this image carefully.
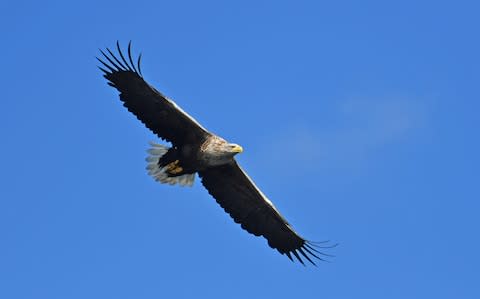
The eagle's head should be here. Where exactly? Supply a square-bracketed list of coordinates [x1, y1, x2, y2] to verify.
[227, 143, 243, 154]
[202, 136, 243, 166]
[215, 140, 243, 157]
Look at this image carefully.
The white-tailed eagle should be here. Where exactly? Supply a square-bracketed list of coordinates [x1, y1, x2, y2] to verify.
[97, 42, 333, 265]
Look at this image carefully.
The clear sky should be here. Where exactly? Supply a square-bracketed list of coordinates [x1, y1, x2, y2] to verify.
[1, 1, 479, 298]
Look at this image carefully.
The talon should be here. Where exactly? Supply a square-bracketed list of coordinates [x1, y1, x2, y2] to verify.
[170, 166, 183, 174]
[166, 160, 179, 170]
[166, 160, 183, 174]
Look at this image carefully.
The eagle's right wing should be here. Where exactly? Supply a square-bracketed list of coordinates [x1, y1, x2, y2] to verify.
[199, 161, 331, 265]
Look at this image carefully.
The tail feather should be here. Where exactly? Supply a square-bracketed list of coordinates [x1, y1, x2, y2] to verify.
[146, 142, 195, 187]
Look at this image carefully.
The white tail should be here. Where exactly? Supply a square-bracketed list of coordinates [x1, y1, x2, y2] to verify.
[146, 142, 195, 187]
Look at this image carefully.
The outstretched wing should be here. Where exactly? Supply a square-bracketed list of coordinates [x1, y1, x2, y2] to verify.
[199, 161, 331, 265]
[97, 42, 210, 147]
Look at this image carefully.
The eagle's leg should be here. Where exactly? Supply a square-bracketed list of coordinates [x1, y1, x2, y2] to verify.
[146, 142, 195, 186]
[165, 160, 184, 175]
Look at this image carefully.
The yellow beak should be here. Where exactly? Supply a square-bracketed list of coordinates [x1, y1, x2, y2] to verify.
[231, 144, 243, 153]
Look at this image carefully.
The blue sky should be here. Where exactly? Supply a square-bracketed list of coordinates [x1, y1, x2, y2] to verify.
[1, 1, 479, 298]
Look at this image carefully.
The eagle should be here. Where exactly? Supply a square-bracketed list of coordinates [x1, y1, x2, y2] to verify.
[97, 42, 332, 265]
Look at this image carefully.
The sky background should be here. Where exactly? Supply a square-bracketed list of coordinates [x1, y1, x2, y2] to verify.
[1, 1, 479, 298]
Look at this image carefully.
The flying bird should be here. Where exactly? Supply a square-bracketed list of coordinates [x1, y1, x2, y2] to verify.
[97, 42, 333, 265]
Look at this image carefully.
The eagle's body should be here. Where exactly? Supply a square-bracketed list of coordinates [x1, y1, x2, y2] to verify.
[98, 42, 331, 265]
[146, 135, 242, 186]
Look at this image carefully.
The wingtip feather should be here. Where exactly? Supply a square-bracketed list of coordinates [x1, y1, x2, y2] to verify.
[116, 41, 133, 71]
[127, 41, 138, 73]
[291, 250, 305, 266]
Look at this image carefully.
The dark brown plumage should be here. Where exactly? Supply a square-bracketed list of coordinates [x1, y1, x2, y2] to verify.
[97, 42, 333, 265]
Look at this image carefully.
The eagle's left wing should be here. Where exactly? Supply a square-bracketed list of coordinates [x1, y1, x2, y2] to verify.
[97, 42, 210, 147]
[198, 161, 329, 265]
